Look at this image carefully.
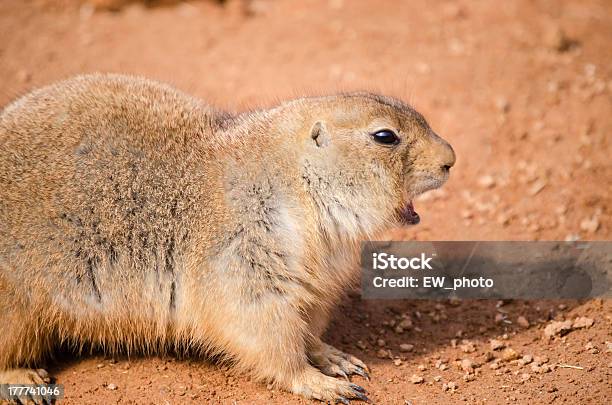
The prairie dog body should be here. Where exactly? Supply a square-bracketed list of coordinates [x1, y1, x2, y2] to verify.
[0, 74, 455, 402]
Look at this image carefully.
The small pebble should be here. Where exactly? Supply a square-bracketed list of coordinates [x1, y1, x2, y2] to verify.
[531, 364, 552, 374]
[494, 97, 510, 113]
[478, 175, 496, 189]
[463, 373, 476, 382]
[543, 24, 572, 52]
[502, 348, 519, 362]
[533, 356, 549, 366]
[520, 355, 533, 365]
[490, 339, 505, 351]
[573, 317, 594, 329]
[410, 374, 424, 384]
[517, 316, 529, 328]
[17, 70, 32, 83]
[460, 359, 474, 373]
[442, 381, 458, 392]
[398, 318, 413, 329]
[544, 320, 573, 338]
[400, 343, 414, 352]
[460, 340, 476, 353]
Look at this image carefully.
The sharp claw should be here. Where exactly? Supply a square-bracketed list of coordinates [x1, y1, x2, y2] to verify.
[336, 396, 351, 404]
[353, 366, 370, 381]
[350, 383, 366, 393]
[27, 393, 37, 405]
[354, 392, 370, 403]
[348, 355, 369, 371]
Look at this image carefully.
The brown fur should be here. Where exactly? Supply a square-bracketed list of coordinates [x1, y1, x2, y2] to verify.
[0, 74, 454, 402]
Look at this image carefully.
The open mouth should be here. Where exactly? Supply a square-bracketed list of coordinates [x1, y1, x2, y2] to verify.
[398, 200, 420, 225]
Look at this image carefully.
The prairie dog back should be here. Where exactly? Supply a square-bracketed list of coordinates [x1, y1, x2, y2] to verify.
[0, 75, 229, 358]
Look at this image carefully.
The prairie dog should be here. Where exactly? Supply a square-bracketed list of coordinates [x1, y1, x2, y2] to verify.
[0, 74, 455, 403]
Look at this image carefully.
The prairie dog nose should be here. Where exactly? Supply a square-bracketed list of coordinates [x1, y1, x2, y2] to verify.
[440, 142, 456, 172]
[431, 133, 456, 173]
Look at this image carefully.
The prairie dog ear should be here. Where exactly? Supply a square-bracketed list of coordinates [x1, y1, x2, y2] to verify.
[310, 121, 331, 147]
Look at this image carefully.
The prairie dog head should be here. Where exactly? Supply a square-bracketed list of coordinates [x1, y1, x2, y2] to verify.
[291, 93, 455, 235]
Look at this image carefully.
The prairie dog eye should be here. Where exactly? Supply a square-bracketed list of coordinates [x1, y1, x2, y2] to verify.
[371, 129, 399, 146]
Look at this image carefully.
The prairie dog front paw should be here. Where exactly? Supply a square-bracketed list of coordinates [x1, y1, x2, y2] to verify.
[0, 368, 51, 404]
[309, 341, 370, 380]
[290, 366, 368, 403]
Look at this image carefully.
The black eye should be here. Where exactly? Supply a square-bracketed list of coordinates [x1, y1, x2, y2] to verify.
[371, 129, 400, 145]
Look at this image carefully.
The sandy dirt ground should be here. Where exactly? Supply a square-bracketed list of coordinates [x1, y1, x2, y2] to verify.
[1, 0, 611, 403]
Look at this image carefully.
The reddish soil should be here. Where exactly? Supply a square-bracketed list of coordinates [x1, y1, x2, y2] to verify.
[1, 0, 610, 404]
